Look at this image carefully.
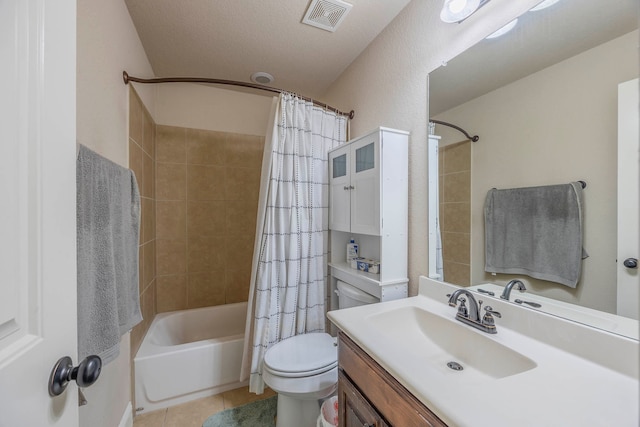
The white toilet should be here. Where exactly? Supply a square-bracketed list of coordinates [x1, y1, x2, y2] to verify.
[262, 281, 379, 427]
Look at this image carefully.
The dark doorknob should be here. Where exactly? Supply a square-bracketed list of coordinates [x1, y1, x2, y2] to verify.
[623, 258, 638, 269]
[48, 355, 102, 396]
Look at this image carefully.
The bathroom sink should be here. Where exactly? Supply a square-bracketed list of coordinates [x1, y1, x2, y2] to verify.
[366, 306, 537, 379]
[328, 277, 639, 427]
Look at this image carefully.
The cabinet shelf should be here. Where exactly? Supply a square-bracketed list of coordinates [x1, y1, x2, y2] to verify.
[329, 262, 407, 287]
[330, 262, 408, 302]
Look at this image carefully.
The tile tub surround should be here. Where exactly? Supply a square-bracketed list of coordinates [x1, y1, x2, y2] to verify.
[439, 140, 471, 286]
[328, 277, 639, 426]
[155, 125, 264, 312]
[129, 87, 157, 357]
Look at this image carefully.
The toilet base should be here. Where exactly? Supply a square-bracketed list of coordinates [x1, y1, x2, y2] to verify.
[275, 393, 322, 427]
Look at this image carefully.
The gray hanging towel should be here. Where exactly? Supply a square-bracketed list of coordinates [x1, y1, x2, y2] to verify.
[77, 145, 142, 364]
[484, 182, 587, 288]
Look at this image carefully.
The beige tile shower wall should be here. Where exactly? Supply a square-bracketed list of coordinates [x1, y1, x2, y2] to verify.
[129, 88, 157, 357]
[155, 125, 264, 312]
[439, 140, 471, 286]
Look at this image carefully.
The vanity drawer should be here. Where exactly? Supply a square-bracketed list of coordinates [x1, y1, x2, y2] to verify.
[338, 332, 447, 427]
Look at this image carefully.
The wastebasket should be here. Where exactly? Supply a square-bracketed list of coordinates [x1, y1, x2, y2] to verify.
[317, 395, 338, 427]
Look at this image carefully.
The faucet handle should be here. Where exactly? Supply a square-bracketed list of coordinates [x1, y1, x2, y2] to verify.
[484, 306, 501, 318]
[482, 306, 501, 327]
[457, 298, 469, 317]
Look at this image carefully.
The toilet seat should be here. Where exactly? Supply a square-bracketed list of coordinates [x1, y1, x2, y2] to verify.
[263, 333, 337, 378]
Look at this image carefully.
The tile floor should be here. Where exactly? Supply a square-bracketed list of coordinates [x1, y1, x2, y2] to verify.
[133, 386, 277, 427]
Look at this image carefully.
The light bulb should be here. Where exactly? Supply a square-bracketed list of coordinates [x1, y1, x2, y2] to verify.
[448, 0, 467, 14]
[530, 0, 560, 12]
[486, 18, 518, 39]
[440, 0, 482, 23]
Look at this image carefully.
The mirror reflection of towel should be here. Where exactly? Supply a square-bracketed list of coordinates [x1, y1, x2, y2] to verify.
[484, 182, 587, 288]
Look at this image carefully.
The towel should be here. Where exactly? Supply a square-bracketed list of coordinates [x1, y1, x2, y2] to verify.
[77, 145, 142, 364]
[484, 182, 587, 288]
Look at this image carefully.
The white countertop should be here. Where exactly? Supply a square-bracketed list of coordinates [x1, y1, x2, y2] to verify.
[328, 277, 639, 427]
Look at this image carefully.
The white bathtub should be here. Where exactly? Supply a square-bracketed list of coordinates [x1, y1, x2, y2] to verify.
[134, 302, 248, 414]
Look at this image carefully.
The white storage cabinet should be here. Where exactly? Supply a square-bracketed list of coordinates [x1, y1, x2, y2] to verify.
[329, 133, 381, 235]
[328, 127, 409, 306]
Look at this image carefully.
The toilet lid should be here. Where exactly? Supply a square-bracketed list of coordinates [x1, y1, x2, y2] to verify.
[264, 333, 337, 376]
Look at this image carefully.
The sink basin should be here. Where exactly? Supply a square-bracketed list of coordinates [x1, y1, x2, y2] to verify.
[366, 306, 537, 380]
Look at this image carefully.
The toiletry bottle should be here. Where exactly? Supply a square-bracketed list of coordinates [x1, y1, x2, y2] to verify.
[346, 238, 359, 263]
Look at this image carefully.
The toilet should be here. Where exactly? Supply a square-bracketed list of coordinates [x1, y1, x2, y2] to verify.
[262, 281, 379, 427]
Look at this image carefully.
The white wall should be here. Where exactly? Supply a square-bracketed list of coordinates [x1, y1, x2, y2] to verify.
[323, 0, 542, 294]
[77, 0, 156, 166]
[435, 31, 638, 312]
[154, 83, 274, 135]
[76, 0, 155, 425]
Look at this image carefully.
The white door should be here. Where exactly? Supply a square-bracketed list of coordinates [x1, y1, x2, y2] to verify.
[350, 135, 381, 236]
[0, 0, 79, 425]
[329, 145, 351, 233]
[617, 78, 639, 320]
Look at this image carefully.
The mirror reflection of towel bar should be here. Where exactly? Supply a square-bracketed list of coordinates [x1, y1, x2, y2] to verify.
[491, 181, 586, 191]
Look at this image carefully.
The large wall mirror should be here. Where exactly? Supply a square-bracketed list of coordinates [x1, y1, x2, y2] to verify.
[427, 0, 638, 337]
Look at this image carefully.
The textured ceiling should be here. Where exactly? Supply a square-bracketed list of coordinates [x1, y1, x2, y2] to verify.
[125, 0, 412, 99]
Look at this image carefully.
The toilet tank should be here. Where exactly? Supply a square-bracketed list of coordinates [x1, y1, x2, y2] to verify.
[337, 280, 379, 309]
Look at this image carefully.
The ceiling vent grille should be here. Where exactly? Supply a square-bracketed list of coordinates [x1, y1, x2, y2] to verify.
[302, 0, 353, 33]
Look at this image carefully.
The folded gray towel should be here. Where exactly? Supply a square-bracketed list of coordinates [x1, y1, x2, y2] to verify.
[77, 145, 142, 364]
[484, 182, 587, 288]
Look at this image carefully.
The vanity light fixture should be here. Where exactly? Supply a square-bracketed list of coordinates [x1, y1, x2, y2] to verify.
[530, 0, 561, 12]
[485, 0, 561, 39]
[485, 18, 518, 39]
[440, 0, 490, 23]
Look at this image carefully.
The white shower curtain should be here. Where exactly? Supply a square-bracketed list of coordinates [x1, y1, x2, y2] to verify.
[436, 217, 444, 281]
[240, 93, 347, 394]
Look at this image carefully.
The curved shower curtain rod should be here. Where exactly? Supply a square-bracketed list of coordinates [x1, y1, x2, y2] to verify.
[122, 71, 355, 120]
[429, 119, 479, 142]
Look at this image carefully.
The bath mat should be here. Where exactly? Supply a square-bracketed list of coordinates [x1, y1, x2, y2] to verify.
[202, 396, 277, 427]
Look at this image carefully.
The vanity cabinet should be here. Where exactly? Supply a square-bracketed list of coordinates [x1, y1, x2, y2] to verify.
[339, 371, 389, 427]
[328, 128, 409, 308]
[338, 332, 447, 427]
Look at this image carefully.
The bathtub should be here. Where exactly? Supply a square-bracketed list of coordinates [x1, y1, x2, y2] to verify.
[134, 302, 249, 414]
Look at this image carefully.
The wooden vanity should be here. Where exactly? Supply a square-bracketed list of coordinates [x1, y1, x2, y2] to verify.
[337, 332, 447, 427]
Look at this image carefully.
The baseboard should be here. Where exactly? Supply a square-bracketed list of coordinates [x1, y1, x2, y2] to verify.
[118, 402, 133, 427]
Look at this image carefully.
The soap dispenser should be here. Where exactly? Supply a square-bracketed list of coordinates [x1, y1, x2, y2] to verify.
[346, 238, 359, 263]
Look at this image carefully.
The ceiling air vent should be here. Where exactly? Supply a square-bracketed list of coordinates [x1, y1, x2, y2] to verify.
[302, 0, 353, 33]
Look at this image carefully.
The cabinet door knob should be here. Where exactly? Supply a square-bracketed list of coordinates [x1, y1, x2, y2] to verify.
[344, 186, 350, 190]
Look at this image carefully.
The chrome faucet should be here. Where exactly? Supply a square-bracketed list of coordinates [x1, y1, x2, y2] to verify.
[500, 279, 526, 301]
[447, 289, 501, 334]
[448, 289, 480, 321]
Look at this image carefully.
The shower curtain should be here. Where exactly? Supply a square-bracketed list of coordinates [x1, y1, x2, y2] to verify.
[240, 93, 348, 394]
[436, 217, 444, 280]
